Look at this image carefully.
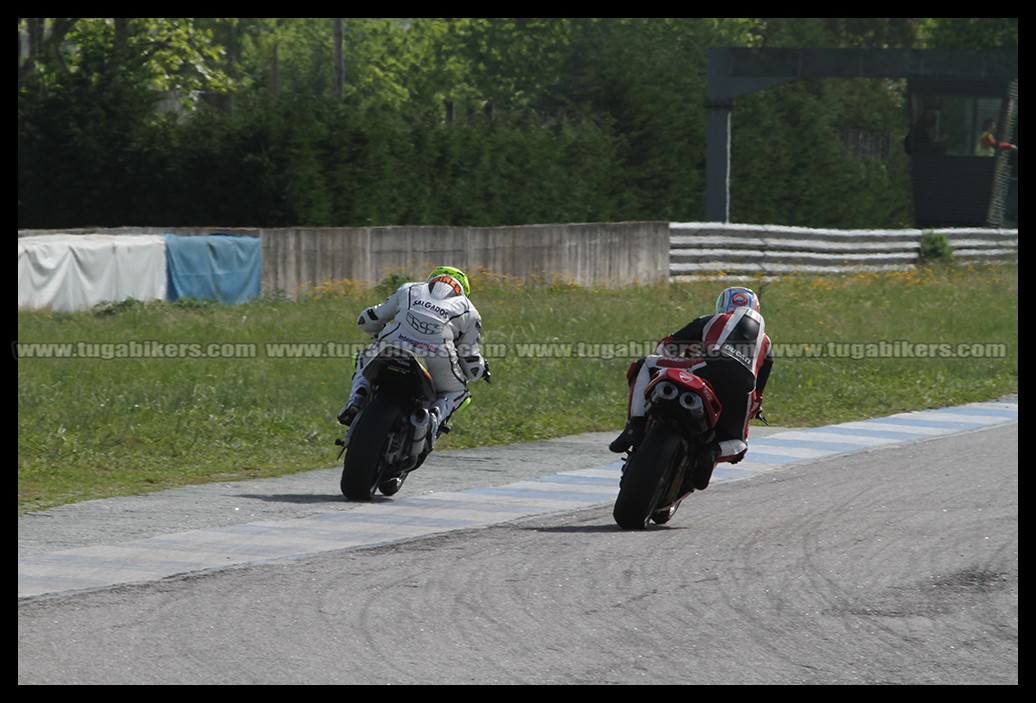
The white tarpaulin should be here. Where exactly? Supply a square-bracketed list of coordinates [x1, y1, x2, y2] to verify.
[18, 234, 168, 313]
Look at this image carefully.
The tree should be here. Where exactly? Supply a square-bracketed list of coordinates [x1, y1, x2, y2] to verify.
[19, 18, 233, 109]
[18, 18, 1016, 230]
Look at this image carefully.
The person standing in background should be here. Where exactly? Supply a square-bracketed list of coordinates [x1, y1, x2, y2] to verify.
[976, 118, 1017, 157]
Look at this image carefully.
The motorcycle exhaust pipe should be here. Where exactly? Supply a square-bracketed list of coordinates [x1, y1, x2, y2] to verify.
[679, 392, 708, 434]
[409, 408, 431, 457]
[679, 391, 704, 414]
[652, 381, 679, 403]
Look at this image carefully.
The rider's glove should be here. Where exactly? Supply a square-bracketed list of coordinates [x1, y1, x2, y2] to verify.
[464, 354, 489, 383]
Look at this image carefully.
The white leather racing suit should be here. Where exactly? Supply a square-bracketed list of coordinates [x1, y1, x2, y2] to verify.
[348, 282, 487, 422]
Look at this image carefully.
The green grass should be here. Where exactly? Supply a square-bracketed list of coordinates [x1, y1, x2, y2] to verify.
[17, 264, 1018, 514]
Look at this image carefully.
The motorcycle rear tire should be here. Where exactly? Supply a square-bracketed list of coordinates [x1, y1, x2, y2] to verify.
[341, 395, 404, 500]
[613, 424, 684, 530]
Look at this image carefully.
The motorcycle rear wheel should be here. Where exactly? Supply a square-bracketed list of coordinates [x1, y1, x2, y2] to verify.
[341, 395, 404, 500]
[613, 424, 684, 530]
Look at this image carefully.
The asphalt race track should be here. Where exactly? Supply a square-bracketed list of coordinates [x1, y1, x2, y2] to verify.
[18, 399, 1018, 685]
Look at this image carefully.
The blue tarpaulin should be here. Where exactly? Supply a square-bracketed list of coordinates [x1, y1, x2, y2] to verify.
[164, 233, 261, 304]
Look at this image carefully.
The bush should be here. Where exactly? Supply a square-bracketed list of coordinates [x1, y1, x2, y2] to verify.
[918, 230, 954, 265]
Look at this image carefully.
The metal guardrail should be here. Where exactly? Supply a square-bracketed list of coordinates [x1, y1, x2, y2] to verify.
[669, 222, 1018, 279]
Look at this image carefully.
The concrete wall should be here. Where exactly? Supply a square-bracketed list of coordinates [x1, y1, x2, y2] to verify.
[261, 222, 670, 296]
[18, 222, 1017, 302]
[18, 222, 671, 298]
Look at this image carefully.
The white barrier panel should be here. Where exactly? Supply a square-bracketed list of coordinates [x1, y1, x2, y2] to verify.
[18, 234, 168, 313]
[668, 222, 1018, 278]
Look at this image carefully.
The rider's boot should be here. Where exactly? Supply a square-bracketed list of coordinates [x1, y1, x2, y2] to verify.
[337, 378, 371, 426]
[609, 416, 646, 453]
[690, 439, 748, 491]
[717, 438, 748, 464]
[428, 396, 455, 450]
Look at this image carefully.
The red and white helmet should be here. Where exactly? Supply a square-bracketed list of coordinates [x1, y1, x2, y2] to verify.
[715, 286, 760, 314]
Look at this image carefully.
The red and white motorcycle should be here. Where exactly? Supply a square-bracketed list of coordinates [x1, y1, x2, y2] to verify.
[612, 366, 725, 530]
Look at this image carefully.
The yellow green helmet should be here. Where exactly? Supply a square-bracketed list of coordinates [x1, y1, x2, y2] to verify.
[427, 265, 471, 297]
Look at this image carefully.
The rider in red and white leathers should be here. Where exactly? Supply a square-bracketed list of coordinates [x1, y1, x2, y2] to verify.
[337, 266, 488, 442]
[609, 286, 773, 473]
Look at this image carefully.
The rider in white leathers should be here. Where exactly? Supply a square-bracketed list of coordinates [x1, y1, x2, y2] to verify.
[338, 266, 489, 444]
